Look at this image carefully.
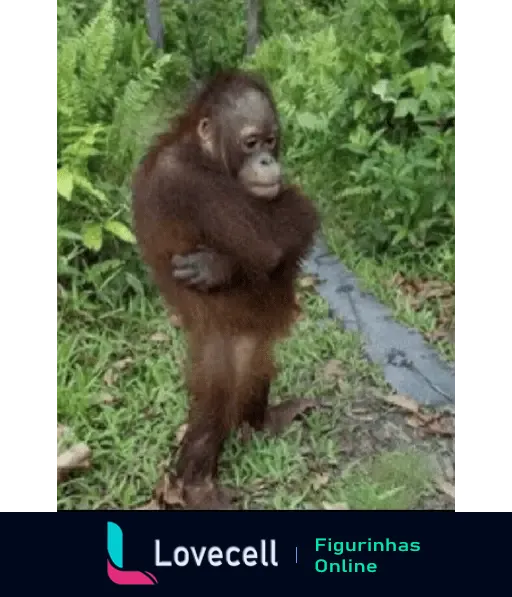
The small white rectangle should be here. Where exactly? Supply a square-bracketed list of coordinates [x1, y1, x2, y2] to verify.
[455, 481, 489, 504]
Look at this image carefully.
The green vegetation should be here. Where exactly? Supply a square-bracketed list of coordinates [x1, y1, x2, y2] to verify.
[57, 0, 455, 510]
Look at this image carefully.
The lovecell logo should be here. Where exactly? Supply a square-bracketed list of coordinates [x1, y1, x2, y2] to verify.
[107, 522, 158, 585]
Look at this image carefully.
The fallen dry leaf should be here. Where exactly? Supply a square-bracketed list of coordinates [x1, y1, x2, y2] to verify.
[57, 423, 70, 442]
[102, 355, 133, 386]
[322, 502, 350, 510]
[142, 407, 158, 420]
[292, 296, 304, 321]
[381, 393, 419, 413]
[405, 414, 423, 429]
[57, 442, 91, 483]
[175, 423, 188, 444]
[265, 398, 317, 435]
[103, 368, 119, 387]
[322, 359, 345, 381]
[347, 403, 376, 422]
[405, 410, 435, 425]
[405, 412, 454, 437]
[113, 357, 134, 370]
[423, 418, 454, 437]
[436, 479, 455, 500]
[298, 274, 318, 290]
[154, 476, 186, 508]
[390, 273, 455, 347]
[154, 476, 235, 510]
[390, 273, 405, 289]
[135, 499, 161, 510]
[349, 413, 376, 422]
[57, 423, 76, 455]
[57, 441, 90, 462]
[417, 280, 453, 301]
[57, 462, 91, 483]
[99, 392, 118, 405]
[150, 332, 169, 342]
[425, 329, 451, 343]
[147, 475, 237, 510]
[350, 407, 370, 415]
[312, 473, 330, 491]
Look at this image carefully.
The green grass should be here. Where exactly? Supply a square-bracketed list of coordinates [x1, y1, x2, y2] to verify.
[57, 285, 452, 511]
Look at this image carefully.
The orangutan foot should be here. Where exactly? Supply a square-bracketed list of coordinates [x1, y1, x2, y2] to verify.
[149, 474, 236, 510]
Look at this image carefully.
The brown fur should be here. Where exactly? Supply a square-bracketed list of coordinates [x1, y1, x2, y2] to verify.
[131, 70, 319, 500]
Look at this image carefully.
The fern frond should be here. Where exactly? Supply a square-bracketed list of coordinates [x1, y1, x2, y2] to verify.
[58, 36, 87, 119]
[78, 0, 117, 105]
[106, 54, 190, 175]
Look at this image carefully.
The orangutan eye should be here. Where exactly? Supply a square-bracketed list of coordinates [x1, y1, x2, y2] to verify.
[265, 136, 276, 149]
[243, 137, 258, 151]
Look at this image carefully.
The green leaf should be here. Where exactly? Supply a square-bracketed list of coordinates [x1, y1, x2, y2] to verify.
[368, 128, 386, 147]
[368, 52, 384, 65]
[394, 98, 420, 119]
[371, 79, 397, 104]
[88, 259, 124, 277]
[433, 193, 448, 213]
[384, 208, 396, 221]
[73, 174, 108, 203]
[81, 223, 103, 252]
[408, 231, 421, 247]
[442, 14, 455, 53]
[419, 124, 440, 135]
[353, 99, 366, 119]
[104, 220, 136, 244]
[296, 112, 325, 131]
[341, 185, 377, 198]
[421, 88, 442, 115]
[408, 67, 429, 96]
[57, 228, 82, 241]
[57, 168, 74, 200]
[391, 228, 408, 246]
[372, 79, 390, 100]
[124, 272, 145, 295]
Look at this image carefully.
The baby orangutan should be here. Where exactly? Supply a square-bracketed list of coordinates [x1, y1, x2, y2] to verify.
[132, 70, 320, 509]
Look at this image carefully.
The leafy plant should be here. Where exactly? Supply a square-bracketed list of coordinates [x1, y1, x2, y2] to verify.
[248, 0, 455, 263]
[58, 0, 455, 310]
[57, 0, 189, 283]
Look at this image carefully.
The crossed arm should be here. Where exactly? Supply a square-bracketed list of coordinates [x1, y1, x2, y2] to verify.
[171, 247, 241, 291]
[170, 184, 320, 292]
[155, 163, 283, 270]
[145, 164, 284, 291]
[141, 157, 319, 291]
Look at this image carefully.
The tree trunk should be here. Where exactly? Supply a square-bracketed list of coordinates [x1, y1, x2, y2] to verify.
[145, 0, 165, 50]
[245, 0, 260, 56]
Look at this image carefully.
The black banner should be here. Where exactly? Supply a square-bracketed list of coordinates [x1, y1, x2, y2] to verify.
[5, 511, 508, 591]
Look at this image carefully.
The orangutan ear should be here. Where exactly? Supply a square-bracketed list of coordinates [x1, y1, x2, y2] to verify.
[197, 118, 212, 143]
